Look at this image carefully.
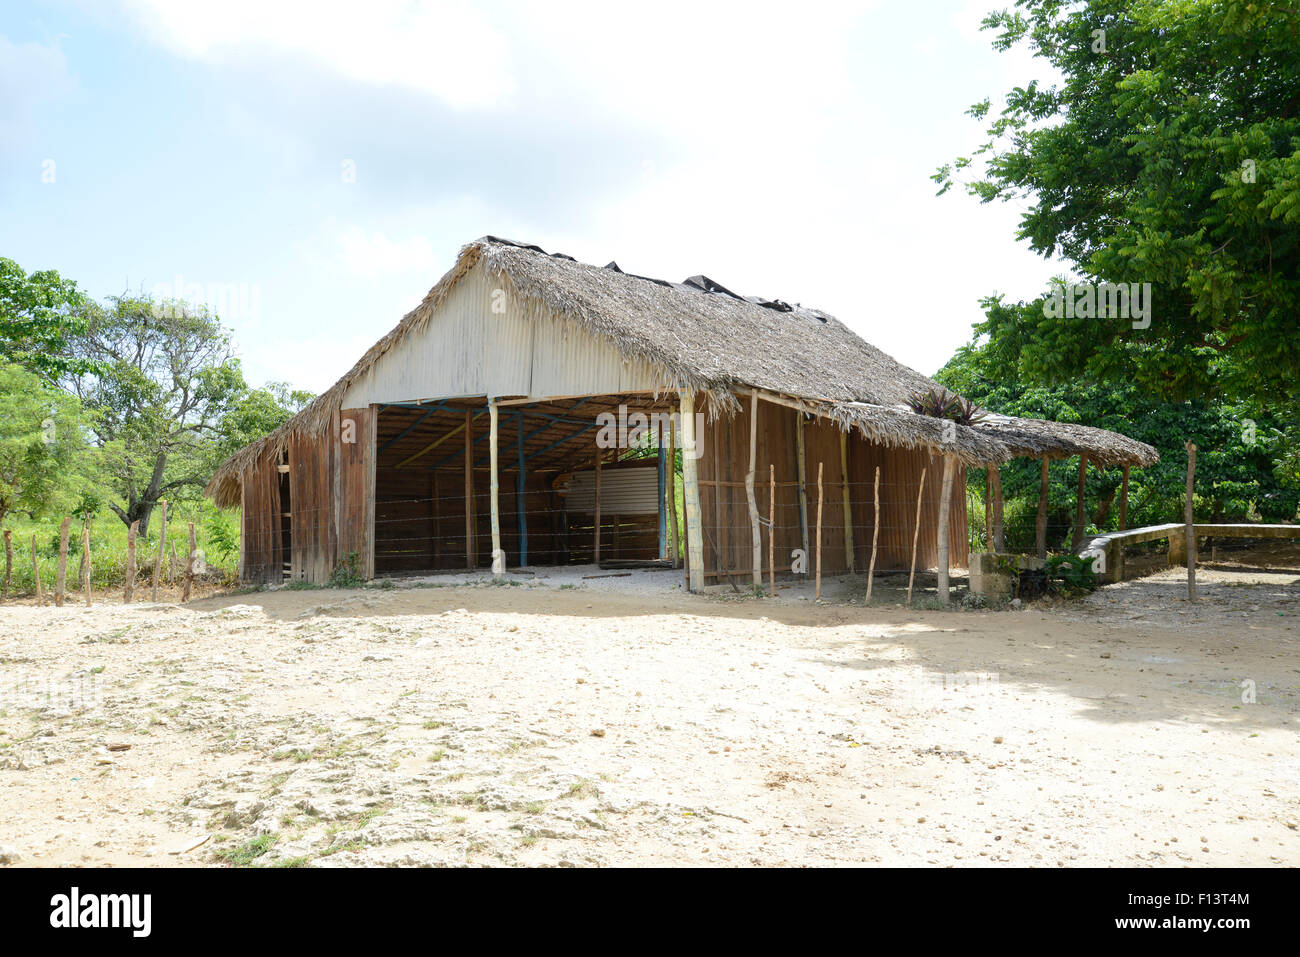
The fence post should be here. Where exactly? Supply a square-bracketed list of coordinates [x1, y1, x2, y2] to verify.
[2, 529, 11, 600]
[182, 522, 196, 602]
[30, 534, 42, 605]
[55, 516, 71, 606]
[907, 467, 927, 606]
[82, 523, 92, 606]
[1185, 441, 1197, 601]
[152, 500, 168, 601]
[866, 466, 880, 604]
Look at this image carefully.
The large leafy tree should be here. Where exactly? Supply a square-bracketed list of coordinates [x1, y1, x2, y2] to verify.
[0, 257, 97, 379]
[936, 0, 1300, 404]
[0, 362, 95, 528]
[64, 296, 248, 536]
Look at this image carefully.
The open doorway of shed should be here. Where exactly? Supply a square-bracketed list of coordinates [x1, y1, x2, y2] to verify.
[372, 393, 680, 576]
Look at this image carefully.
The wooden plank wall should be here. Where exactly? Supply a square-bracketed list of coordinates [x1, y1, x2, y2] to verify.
[335, 407, 374, 578]
[239, 450, 282, 584]
[289, 429, 333, 583]
[696, 398, 968, 581]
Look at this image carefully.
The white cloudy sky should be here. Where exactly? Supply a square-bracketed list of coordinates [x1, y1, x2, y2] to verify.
[1, 0, 1063, 393]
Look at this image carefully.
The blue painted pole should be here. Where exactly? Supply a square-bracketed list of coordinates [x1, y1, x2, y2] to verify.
[516, 413, 528, 566]
[657, 425, 667, 559]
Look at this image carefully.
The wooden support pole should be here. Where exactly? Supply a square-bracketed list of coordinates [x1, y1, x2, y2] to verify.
[1036, 458, 1049, 558]
[488, 400, 502, 576]
[55, 516, 71, 606]
[182, 522, 196, 602]
[795, 410, 809, 574]
[666, 419, 679, 568]
[866, 466, 880, 604]
[1119, 465, 1130, 531]
[989, 464, 1004, 552]
[1185, 441, 1197, 601]
[768, 462, 776, 598]
[2, 529, 11, 600]
[907, 467, 927, 606]
[125, 521, 138, 602]
[593, 447, 603, 565]
[746, 390, 763, 589]
[840, 431, 855, 571]
[152, 500, 168, 600]
[815, 461, 824, 601]
[169, 540, 177, 584]
[465, 409, 475, 569]
[82, 524, 92, 606]
[936, 454, 956, 605]
[30, 534, 42, 605]
[1072, 454, 1088, 553]
[680, 390, 705, 593]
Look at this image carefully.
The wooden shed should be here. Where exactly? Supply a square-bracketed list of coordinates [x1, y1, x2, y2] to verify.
[206, 237, 1153, 593]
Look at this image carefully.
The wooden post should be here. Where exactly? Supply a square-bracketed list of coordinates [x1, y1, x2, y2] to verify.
[745, 390, 763, 589]
[907, 467, 927, 606]
[1072, 454, 1088, 552]
[31, 534, 43, 605]
[1119, 465, 1130, 531]
[593, 448, 603, 565]
[465, 409, 475, 569]
[866, 466, 880, 604]
[815, 461, 824, 601]
[152, 500, 168, 600]
[488, 399, 502, 576]
[125, 521, 138, 602]
[657, 423, 667, 560]
[82, 524, 92, 606]
[795, 410, 809, 574]
[55, 516, 71, 606]
[666, 418, 679, 568]
[989, 464, 1004, 552]
[181, 522, 196, 602]
[768, 462, 776, 598]
[680, 390, 705, 593]
[1036, 458, 1049, 558]
[936, 454, 956, 605]
[3, 528, 12, 599]
[169, 540, 178, 583]
[840, 431, 855, 571]
[1185, 441, 1197, 601]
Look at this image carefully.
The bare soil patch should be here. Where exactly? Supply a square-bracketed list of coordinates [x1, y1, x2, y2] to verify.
[1, 555, 1296, 867]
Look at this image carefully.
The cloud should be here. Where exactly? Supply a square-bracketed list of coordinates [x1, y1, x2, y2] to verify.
[120, 0, 513, 109]
[334, 225, 439, 278]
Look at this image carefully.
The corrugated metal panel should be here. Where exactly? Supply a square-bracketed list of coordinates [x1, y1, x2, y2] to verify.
[564, 463, 660, 513]
[341, 266, 670, 408]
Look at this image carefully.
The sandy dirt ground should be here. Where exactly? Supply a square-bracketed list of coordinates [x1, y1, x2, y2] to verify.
[1, 555, 1297, 868]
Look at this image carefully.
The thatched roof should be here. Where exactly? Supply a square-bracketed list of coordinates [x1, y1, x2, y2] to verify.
[972, 413, 1159, 468]
[206, 236, 1152, 506]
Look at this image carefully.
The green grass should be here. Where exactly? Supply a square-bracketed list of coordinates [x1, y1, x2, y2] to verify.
[214, 833, 278, 867]
[0, 505, 241, 596]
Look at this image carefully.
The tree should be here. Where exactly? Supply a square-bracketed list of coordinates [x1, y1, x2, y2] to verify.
[935, 0, 1300, 405]
[0, 362, 94, 528]
[0, 257, 96, 379]
[64, 295, 247, 536]
[213, 380, 313, 465]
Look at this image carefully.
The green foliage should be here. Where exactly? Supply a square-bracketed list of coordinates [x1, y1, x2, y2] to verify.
[1046, 553, 1098, 597]
[329, 552, 363, 588]
[0, 257, 97, 379]
[936, 1, 1300, 407]
[203, 503, 240, 565]
[938, 344, 1300, 551]
[0, 362, 95, 526]
[905, 388, 987, 425]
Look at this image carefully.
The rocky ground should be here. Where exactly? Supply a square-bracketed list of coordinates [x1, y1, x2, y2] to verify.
[0, 554, 1296, 868]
